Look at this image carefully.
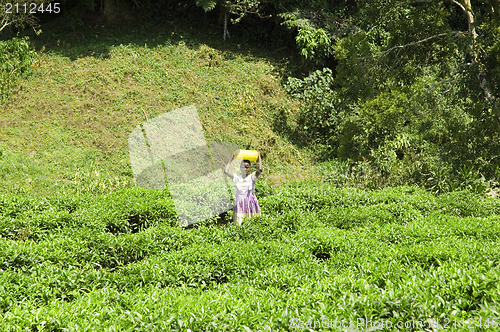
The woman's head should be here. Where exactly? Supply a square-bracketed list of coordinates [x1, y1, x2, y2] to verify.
[240, 160, 251, 174]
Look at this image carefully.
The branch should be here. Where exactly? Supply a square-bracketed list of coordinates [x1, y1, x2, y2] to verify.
[478, 73, 497, 108]
[414, 1, 466, 12]
[427, 65, 464, 93]
[452, 0, 466, 12]
[0, 17, 11, 33]
[360, 32, 462, 61]
[377, 33, 447, 57]
[427, 77, 456, 93]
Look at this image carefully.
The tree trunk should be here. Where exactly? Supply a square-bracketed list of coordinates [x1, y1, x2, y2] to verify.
[461, 0, 477, 56]
[224, 12, 230, 40]
[102, 0, 120, 23]
[218, 6, 230, 41]
[456, 0, 497, 108]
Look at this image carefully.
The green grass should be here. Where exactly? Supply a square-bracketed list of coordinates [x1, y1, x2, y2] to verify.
[0, 22, 305, 196]
[0, 183, 499, 330]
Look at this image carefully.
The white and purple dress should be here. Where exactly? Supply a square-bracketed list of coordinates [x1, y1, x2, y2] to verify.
[233, 172, 261, 225]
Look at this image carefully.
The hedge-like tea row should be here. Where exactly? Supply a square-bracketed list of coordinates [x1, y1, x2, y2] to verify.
[0, 183, 499, 330]
[0, 188, 177, 241]
[260, 182, 500, 217]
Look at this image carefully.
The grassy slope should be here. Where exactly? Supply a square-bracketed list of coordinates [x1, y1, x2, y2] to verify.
[0, 21, 309, 196]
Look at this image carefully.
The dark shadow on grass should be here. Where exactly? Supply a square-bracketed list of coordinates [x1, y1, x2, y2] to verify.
[271, 106, 309, 150]
[27, 11, 297, 69]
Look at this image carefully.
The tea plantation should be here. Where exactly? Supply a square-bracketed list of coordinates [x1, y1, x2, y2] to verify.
[0, 182, 499, 331]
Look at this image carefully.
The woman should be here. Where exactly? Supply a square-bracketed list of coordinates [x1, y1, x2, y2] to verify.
[224, 151, 263, 225]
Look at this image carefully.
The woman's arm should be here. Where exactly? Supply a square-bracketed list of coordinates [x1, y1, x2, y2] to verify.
[224, 153, 235, 178]
[255, 151, 263, 179]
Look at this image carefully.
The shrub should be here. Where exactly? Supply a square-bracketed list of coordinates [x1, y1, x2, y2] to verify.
[0, 36, 36, 101]
[1, 182, 500, 330]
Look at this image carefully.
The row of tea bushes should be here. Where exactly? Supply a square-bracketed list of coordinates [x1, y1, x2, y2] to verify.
[0, 188, 177, 241]
[0, 182, 499, 330]
[1, 215, 499, 330]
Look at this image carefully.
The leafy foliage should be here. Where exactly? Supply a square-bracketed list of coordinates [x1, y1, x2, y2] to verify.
[283, 0, 500, 193]
[0, 182, 499, 329]
[196, 0, 217, 12]
[0, 36, 36, 101]
[295, 27, 331, 65]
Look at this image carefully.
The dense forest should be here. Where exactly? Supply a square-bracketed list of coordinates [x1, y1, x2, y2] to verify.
[2, 0, 499, 194]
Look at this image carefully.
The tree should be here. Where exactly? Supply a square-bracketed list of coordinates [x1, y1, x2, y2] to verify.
[284, 0, 500, 190]
[452, 0, 497, 108]
[0, 0, 51, 34]
[195, 0, 261, 40]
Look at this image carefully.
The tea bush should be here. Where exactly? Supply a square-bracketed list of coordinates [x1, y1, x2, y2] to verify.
[0, 181, 499, 330]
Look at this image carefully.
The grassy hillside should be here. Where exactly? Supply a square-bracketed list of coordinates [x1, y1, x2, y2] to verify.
[0, 21, 309, 196]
